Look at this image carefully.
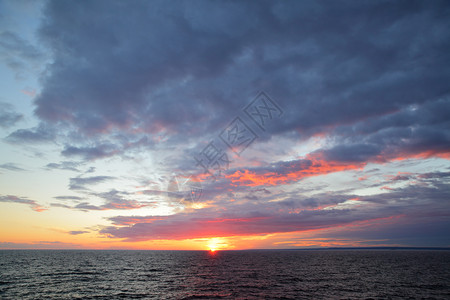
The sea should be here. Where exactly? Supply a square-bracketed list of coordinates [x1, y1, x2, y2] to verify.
[1, 250, 449, 299]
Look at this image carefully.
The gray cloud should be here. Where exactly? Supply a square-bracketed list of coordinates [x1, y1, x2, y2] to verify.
[6, 123, 55, 144]
[0, 163, 26, 171]
[52, 189, 154, 211]
[29, 0, 450, 166]
[0, 195, 45, 212]
[50, 203, 72, 209]
[61, 144, 118, 161]
[0, 102, 23, 128]
[69, 175, 114, 190]
[418, 171, 450, 179]
[391, 175, 411, 181]
[53, 195, 84, 201]
[68, 230, 89, 235]
[325, 98, 450, 162]
[45, 161, 81, 172]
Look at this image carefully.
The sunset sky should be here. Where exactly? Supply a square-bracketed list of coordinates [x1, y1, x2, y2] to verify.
[1, 0, 449, 250]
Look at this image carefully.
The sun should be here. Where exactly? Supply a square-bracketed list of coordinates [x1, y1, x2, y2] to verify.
[206, 238, 227, 252]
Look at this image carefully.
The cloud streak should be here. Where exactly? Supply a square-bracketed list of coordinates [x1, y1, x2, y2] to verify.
[0, 195, 46, 212]
[0, 163, 26, 171]
[68, 175, 114, 190]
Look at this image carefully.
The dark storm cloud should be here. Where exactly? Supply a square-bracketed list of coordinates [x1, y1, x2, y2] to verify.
[31, 0, 450, 163]
[0, 102, 23, 128]
[35, 0, 247, 134]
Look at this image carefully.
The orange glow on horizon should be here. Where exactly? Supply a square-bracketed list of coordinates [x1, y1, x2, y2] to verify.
[206, 237, 228, 251]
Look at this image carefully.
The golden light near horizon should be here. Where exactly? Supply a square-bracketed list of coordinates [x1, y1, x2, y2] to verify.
[206, 238, 228, 252]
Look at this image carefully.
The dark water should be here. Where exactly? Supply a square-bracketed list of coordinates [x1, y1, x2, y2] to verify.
[1, 250, 449, 299]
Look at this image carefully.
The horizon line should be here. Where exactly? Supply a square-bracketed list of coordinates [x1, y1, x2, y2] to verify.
[2, 246, 450, 251]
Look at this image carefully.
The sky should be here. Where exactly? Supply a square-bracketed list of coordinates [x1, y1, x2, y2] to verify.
[0, 0, 449, 250]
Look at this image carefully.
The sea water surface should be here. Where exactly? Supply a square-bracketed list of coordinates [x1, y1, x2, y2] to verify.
[1, 250, 449, 299]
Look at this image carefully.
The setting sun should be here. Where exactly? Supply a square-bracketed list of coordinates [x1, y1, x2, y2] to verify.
[206, 238, 227, 252]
